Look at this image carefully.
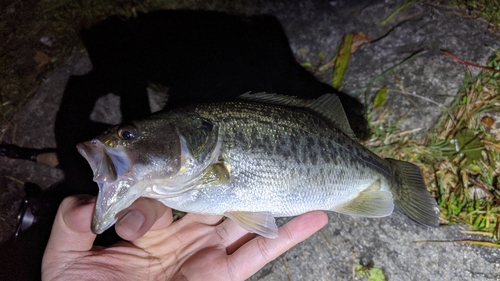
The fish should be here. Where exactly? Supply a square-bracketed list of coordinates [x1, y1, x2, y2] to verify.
[77, 93, 440, 238]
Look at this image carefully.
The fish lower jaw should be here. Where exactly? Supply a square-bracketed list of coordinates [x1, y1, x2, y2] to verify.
[91, 217, 117, 235]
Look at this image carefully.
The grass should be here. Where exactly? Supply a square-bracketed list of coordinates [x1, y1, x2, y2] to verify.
[301, 0, 500, 245]
[301, 0, 500, 244]
[362, 52, 500, 242]
[448, 0, 500, 30]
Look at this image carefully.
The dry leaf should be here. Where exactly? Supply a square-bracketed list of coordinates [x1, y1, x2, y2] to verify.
[34, 51, 50, 67]
[350, 32, 371, 53]
[481, 116, 495, 132]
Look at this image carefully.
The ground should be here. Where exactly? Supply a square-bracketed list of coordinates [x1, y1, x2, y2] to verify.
[1, 0, 500, 280]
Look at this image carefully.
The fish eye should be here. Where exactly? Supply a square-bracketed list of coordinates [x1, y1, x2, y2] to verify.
[118, 125, 137, 140]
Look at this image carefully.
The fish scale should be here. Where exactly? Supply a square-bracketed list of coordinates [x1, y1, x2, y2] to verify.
[159, 100, 395, 216]
[77, 93, 440, 238]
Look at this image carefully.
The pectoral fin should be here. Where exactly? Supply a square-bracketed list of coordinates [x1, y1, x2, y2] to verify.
[225, 211, 278, 239]
[335, 179, 394, 217]
[151, 163, 231, 199]
[194, 163, 231, 188]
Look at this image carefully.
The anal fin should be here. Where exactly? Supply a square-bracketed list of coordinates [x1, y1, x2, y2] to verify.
[225, 211, 278, 239]
[335, 179, 394, 217]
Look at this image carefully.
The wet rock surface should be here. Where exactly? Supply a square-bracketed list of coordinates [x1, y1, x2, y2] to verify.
[1, 1, 499, 280]
[260, 0, 498, 135]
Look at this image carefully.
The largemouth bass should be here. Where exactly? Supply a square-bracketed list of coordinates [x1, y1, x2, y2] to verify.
[77, 93, 440, 238]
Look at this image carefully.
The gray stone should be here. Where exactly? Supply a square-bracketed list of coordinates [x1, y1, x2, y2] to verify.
[249, 212, 500, 281]
[257, 0, 498, 136]
[0, 55, 90, 189]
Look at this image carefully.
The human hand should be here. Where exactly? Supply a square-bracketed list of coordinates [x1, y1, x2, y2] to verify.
[41, 195, 328, 281]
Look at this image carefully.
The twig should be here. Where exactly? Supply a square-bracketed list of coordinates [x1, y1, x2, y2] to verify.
[387, 127, 423, 141]
[0, 120, 11, 142]
[5, 176, 25, 185]
[281, 256, 292, 281]
[352, 251, 356, 281]
[393, 72, 418, 106]
[481, 139, 500, 153]
[442, 50, 500, 74]
[379, 0, 418, 25]
[353, 49, 428, 96]
[319, 229, 333, 247]
[460, 229, 495, 238]
[402, 90, 456, 125]
[414, 239, 500, 248]
[468, 177, 500, 205]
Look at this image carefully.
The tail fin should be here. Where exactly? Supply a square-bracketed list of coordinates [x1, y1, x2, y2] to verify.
[385, 158, 440, 227]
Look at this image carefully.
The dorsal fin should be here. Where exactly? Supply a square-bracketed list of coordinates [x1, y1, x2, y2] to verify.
[307, 94, 356, 139]
[239, 92, 308, 107]
[239, 92, 356, 139]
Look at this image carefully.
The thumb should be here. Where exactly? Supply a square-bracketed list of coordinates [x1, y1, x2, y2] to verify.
[44, 195, 97, 254]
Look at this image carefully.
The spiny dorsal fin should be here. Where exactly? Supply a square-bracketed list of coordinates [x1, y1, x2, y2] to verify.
[239, 92, 356, 139]
[238, 92, 308, 107]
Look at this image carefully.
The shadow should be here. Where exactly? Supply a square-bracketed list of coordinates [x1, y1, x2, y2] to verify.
[0, 10, 367, 281]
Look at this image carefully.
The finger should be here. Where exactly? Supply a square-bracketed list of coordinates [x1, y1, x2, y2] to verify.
[132, 212, 222, 253]
[45, 195, 97, 254]
[226, 232, 256, 255]
[228, 211, 328, 280]
[115, 197, 173, 241]
[214, 218, 255, 248]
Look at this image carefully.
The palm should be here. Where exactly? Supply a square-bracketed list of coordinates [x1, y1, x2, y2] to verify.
[130, 213, 255, 281]
[42, 196, 327, 281]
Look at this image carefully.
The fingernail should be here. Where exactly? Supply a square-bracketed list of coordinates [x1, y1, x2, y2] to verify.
[117, 210, 145, 233]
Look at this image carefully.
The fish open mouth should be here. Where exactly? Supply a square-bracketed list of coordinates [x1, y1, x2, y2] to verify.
[77, 140, 140, 234]
[77, 140, 131, 183]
